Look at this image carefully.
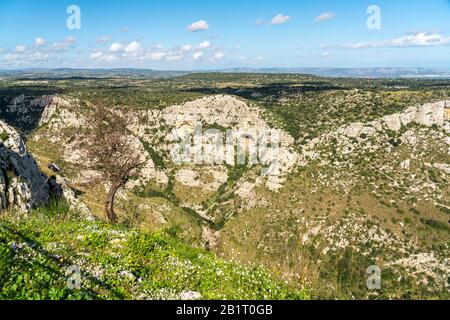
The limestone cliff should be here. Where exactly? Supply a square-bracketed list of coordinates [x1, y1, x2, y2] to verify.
[0, 120, 50, 211]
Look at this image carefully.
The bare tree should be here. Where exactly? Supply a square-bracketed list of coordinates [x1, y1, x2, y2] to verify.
[85, 103, 145, 223]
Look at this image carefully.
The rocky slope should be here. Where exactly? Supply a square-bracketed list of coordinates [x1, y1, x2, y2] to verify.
[0, 113, 91, 216]
[24, 95, 299, 222]
[297, 101, 450, 201]
[1, 91, 449, 298]
[0, 119, 50, 211]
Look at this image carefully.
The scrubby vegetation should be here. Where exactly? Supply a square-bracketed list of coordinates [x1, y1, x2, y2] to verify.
[0, 72, 449, 300]
[0, 200, 308, 300]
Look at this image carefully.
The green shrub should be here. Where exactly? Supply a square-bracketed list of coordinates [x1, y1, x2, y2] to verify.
[0, 131, 9, 141]
[421, 218, 450, 231]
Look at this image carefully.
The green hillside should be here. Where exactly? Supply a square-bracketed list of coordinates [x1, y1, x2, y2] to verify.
[0, 200, 308, 300]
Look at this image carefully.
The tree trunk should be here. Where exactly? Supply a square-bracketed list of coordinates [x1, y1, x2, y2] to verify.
[105, 185, 119, 224]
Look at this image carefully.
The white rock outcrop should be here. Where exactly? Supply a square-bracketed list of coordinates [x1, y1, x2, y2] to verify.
[162, 95, 299, 191]
[339, 101, 449, 140]
[300, 100, 450, 165]
[54, 176, 93, 219]
[0, 118, 91, 216]
[0, 120, 50, 211]
[175, 169, 200, 187]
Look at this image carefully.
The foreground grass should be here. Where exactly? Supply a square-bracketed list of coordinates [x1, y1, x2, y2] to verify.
[0, 203, 309, 300]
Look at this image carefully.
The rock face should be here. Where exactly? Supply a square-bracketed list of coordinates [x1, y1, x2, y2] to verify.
[38, 96, 86, 132]
[53, 176, 92, 219]
[9, 93, 302, 233]
[161, 95, 299, 191]
[294, 99, 450, 210]
[0, 94, 54, 134]
[32, 96, 166, 193]
[299, 100, 450, 165]
[0, 119, 92, 218]
[0, 120, 50, 211]
[341, 100, 449, 140]
[175, 169, 200, 187]
[31, 94, 299, 209]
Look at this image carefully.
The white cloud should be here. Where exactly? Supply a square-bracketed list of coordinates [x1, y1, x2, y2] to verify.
[192, 51, 204, 60]
[1, 50, 50, 65]
[238, 56, 248, 61]
[315, 12, 335, 22]
[187, 20, 209, 32]
[213, 51, 225, 60]
[15, 45, 27, 53]
[181, 44, 193, 52]
[328, 32, 450, 49]
[108, 41, 141, 55]
[389, 32, 450, 47]
[1, 35, 240, 67]
[89, 50, 119, 63]
[253, 56, 265, 61]
[256, 18, 264, 26]
[110, 42, 124, 52]
[1, 53, 20, 63]
[321, 51, 331, 57]
[35, 38, 46, 47]
[65, 36, 76, 44]
[29, 51, 49, 61]
[197, 41, 211, 50]
[157, 45, 193, 62]
[121, 27, 130, 32]
[124, 41, 141, 53]
[104, 54, 119, 62]
[50, 37, 76, 51]
[90, 51, 103, 60]
[97, 35, 112, 43]
[165, 53, 183, 61]
[89, 41, 204, 64]
[270, 14, 290, 25]
[149, 52, 167, 61]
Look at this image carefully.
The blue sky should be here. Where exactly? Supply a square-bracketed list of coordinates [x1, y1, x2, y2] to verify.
[0, 0, 449, 69]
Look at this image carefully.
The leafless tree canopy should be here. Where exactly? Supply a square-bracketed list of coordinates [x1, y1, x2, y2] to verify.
[85, 103, 144, 223]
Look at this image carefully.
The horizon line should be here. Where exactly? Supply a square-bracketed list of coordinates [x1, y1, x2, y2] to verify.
[1, 66, 450, 72]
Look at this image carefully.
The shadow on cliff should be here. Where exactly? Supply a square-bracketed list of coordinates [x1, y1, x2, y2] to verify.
[0, 88, 63, 136]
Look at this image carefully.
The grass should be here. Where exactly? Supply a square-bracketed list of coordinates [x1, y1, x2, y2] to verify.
[0, 200, 309, 300]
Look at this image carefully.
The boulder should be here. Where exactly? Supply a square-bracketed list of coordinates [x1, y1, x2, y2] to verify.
[179, 290, 202, 300]
[400, 159, 411, 171]
[175, 169, 200, 187]
[382, 113, 402, 131]
[415, 102, 445, 127]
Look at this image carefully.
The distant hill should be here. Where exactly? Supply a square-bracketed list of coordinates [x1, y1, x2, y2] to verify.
[217, 67, 450, 78]
[0, 68, 188, 79]
[1, 67, 450, 79]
